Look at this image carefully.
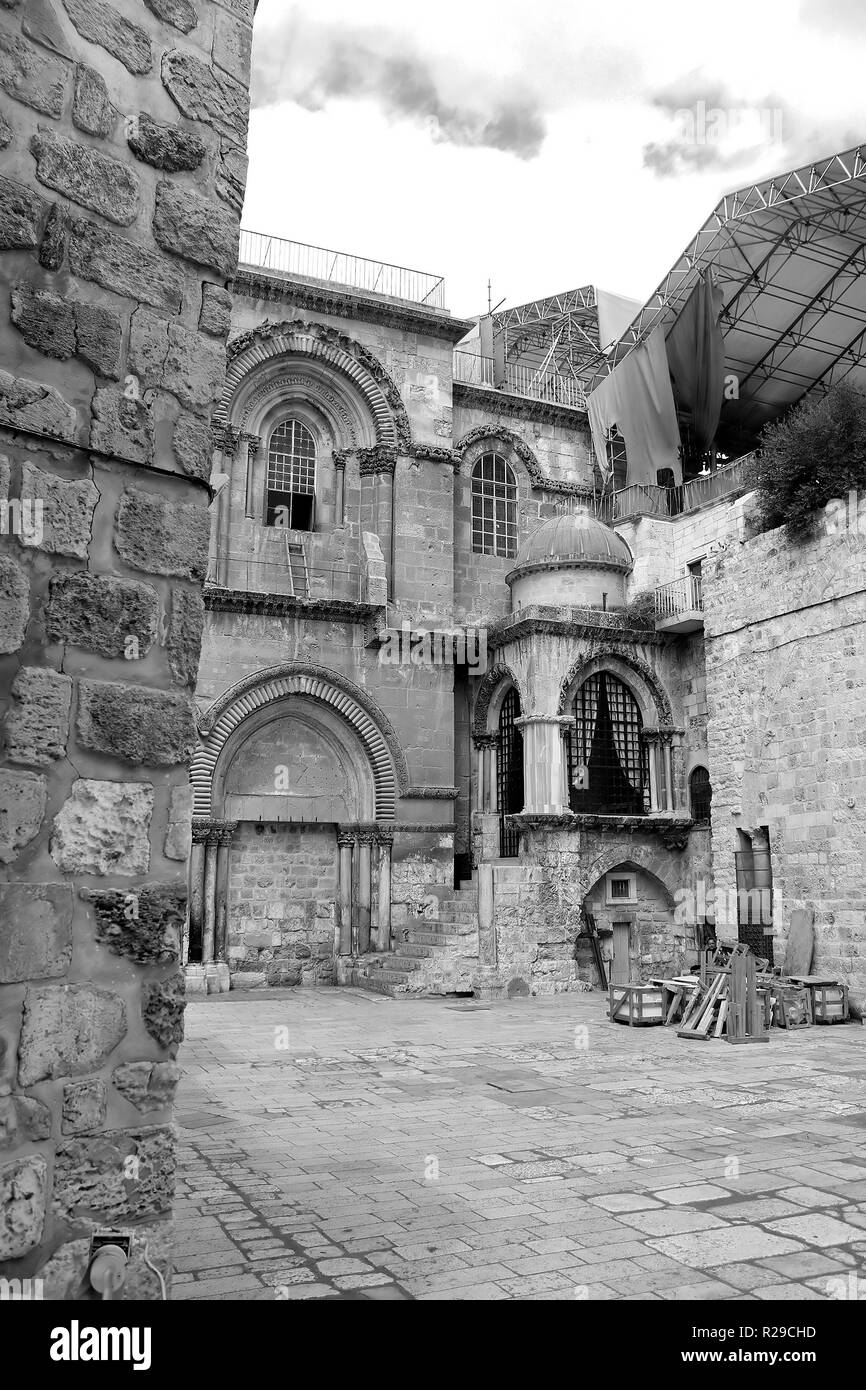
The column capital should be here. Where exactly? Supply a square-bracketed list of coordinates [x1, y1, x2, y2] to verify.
[473, 732, 499, 749]
[337, 828, 356, 847]
[374, 826, 394, 846]
[243, 432, 261, 459]
[515, 714, 573, 730]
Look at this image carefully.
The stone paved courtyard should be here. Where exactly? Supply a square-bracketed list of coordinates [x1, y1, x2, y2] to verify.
[173, 989, 866, 1301]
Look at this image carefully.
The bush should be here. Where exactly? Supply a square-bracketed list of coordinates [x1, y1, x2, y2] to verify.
[754, 383, 866, 539]
[618, 589, 657, 631]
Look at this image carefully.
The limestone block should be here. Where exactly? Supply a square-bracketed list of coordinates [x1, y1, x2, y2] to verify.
[144, 0, 197, 32]
[61, 1078, 107, 1134]
[213, 9, 251, 80]
[216, 141, 246, 214]
[128, 111, 205, 171]
[152, 179, 239, 278]
[172, 410, 212, 482]
[114, 486, 209, 580]
[0, 174, 44, 249]
[72, 301, 123, 378]
[62, 0, 152, 75]
[69, 216, 184, 312]
[0, 109, 11, 147]
[45, 571, 159, 658]
[0, 768, 47, 863]
[90, 387, 153, 465]
[20, 461, 98, 557]
[0, 30, 65, 116]
[0, 1155, 47, 1260]
[30, 128, 140, 226]
[53, 1126, 174, 1222]
[0, 1095, 52, 1149]
[167, 586, 204, 688]
[0, 553, 29, 653]
[0, 369, 77, 441]
[129, 308, 224, 411]
[141, 971, 185, 1048]
[199, 282, 231, 338]
[0, 882, 74, 981]
[113, 1061, 180, 1113]
[80, 883, 185, 965]
[76, 679, 197, 766]
[12, 283, 122, 375]
[18, 983, 126, 1084]
[38, 201, 67, 269]
[164, 782, 192, 860]
[161, 47, 249, 145]
[51, 778, 153, 876]
[72, 62, 114, 136]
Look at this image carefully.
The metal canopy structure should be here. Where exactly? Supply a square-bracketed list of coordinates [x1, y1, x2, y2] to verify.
[493, 284, 604, 387]
[591, 144, 866, 456]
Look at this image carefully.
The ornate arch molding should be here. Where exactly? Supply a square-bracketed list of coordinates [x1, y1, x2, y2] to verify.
[193, 664, 409, 820]
[557, 649, 673, 725]
[472, 664, 524, 737]
[583, 854, 677, 908]
[219, 320, 412, 452]
[456, 425, 593, 497]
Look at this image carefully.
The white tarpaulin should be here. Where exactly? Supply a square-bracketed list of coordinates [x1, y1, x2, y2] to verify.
[587, 327, 682, 486]
[596, 290, 642, 352]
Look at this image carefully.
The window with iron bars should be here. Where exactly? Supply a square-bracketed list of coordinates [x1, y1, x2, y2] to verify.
[689, 765, 712, 822]
[265, 419, 316, 530]
[471, 453, 517, 558]
[567, 673, 649, 815]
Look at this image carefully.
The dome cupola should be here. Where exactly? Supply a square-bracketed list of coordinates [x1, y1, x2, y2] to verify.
[507, 508, 633, 610]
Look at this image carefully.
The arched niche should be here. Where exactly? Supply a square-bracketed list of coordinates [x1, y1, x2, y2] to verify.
[215, 698, 375, 823]
[559, 651, 672, 729]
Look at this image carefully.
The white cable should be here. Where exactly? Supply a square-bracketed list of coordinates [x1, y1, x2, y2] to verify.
[141, 1241, 168, 1301]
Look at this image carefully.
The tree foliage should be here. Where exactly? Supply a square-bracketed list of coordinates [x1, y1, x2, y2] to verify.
[754, 383, 866, 539]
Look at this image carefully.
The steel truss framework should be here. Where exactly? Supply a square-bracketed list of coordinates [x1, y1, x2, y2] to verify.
[589, 144, 866, 451]
[492, 285, 604, 389]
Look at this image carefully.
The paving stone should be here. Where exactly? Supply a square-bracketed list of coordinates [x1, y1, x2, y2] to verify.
[652, 1183, 732, 1205]
[649, 1225, 804, 1268]
[764, 1214, 866, 1246]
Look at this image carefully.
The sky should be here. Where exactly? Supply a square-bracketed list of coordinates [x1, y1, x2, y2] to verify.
[243, 0, 866, 321]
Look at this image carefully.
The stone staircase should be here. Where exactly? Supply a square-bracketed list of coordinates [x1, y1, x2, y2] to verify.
[351, 875, 479, 997]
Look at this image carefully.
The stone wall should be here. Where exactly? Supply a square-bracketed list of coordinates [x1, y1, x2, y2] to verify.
[704, 499, 866, 1010]
[227, 823, 337, 984]
[0, 0, 253, 1296]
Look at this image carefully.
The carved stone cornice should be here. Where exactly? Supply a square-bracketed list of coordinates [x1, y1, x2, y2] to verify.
[232, 269, 475, 344]
[510, 812, 693, 843]
[203, 586, 384, 622]
[453, 379, 590, 429]
[411, 443, 458, 466]
[403, 786, 459, 799]
[213, 423, 241, 454]
[358, 444, 398, 475]
[488, 614, 664, 651]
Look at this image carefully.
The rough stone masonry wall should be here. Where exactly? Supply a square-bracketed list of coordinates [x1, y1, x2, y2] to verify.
[704, 500, 866, 1011]
[227, 824, 337, 986]
[0, 0, 253, 1297]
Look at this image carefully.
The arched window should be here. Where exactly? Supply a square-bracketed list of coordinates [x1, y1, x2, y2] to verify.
[497, 687, 524, 857]
[690, 766, 712, 822]
[265, 419, 316, 530]
[568, 673, 649, 815]
[471, 453, 517, 557]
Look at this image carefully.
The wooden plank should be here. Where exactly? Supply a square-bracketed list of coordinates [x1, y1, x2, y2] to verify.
[714, 999, 728, 1038]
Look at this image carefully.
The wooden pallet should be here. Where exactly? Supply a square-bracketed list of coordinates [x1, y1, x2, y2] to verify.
[727, 949, 770, 1044]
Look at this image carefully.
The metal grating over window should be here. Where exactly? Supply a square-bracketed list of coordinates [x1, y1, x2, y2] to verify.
[471, 453, 517, 558]
[568, 673, 649, 815]
[497, 687, 523, 857]
[266, 419, 316, 530]
[690, 765, 712, 822]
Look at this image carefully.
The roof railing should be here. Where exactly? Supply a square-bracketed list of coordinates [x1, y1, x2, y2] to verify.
[453, 348, 588, 410]
[595, 452, 758, 523]
[237, 229, 446, 309]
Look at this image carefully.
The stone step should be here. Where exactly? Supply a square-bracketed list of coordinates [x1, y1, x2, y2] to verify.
[405, 929, 465, 947]
[352, 972, 402, 996]
[392, 942, 434, 958]
[389, 955, 423, 971]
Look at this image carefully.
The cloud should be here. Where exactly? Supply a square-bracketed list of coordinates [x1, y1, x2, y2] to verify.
[251, 13, 547, 160]
[800, 0, 866, 33]
[641, 74, 793, 177]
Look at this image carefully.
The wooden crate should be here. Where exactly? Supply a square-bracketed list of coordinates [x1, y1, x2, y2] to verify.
[609, 983, 665, 1026]
[811, 983, 849, 1023]
[773, 985, 811, 1029]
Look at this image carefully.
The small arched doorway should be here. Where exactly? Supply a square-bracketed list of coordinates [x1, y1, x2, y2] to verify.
[497, 687, 524, 857]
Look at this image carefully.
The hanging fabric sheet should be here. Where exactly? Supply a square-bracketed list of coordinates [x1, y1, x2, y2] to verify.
[665, 271, 726, 455]
[587, 327, 682, 486]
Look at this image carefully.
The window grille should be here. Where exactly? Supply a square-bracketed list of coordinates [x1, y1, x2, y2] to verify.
[471, 453, 517, 558]
[690, 766, 712, 822]
[568, 673, 649, 815]
[266, 419, 316, 530]
[497, 687, 523, 857]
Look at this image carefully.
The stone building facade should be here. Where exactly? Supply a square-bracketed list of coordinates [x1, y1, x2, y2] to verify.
[0, 0, 254, 1297]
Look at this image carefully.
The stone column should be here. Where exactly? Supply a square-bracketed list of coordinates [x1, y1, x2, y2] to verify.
[644, 731, 661, 812]
[337, 830, 354, 955]
[473, 734, 497, 812]
[357, 829, 374, 954]
[243, 434, 260, 520]
[188, 824, 210, 965]
[201, 831, 220, 967]
[374, 829, 393, 952]
[515, 716, 573, 814]
[0, 0, 256, 1299]
[334, 453, 346, 525]
[664, 740, 674, 814]
[214, 822, 237, 966]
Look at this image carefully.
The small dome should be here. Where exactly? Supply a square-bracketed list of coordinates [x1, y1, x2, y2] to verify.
[507, 508, 633, 582]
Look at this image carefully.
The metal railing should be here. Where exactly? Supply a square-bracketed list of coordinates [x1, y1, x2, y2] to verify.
[595, 453, 758, 524]
[206, 552, 364, 603]
[655, 573, 704, 620]
[453, 349, 587, 410]
[237, 229, 446, 309]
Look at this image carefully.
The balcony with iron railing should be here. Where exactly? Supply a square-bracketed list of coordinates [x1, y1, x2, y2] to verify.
[205, 551, 367, 607]
[654, 573, 704, 634]
[237, 229, 447, 310]
[452, 348, 588, 411]
[595, 453, 758, 525]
